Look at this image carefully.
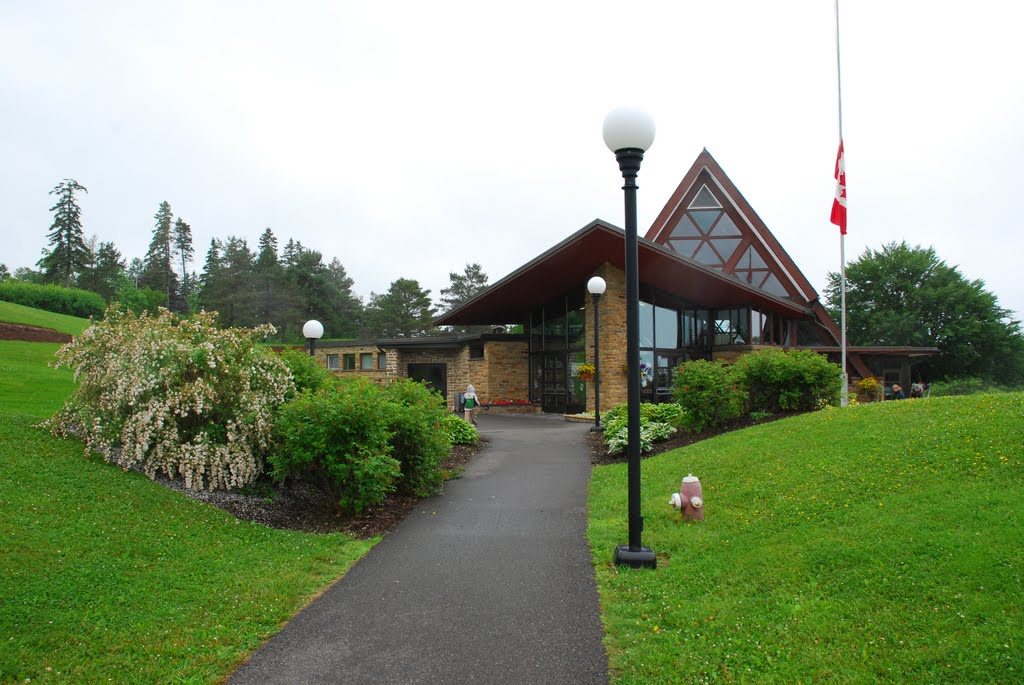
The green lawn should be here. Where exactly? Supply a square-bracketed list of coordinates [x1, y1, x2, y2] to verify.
[0, 342, 76, 418]
[0, 300, 91, 336]
[0, 313, 376, 684]
[589, 394, 1024, 683]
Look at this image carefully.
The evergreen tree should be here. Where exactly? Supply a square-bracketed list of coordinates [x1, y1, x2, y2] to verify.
[0, 263, 9, 280]
[322, 257, 363, 338]
[38, 179, 91, 288]
[825, 241, 1024, 383]
[173, 218, 194, 310]
[77, 240, 126, 300]
[252, 228, 297, 340]
[215, 236, 256, 326]
[139, 201, 180, 309]
[365, 278, 437, 338]
[439, 262, 490, 333]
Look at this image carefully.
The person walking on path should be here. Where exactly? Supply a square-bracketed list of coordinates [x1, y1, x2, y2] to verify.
[463, 383, 481, 425]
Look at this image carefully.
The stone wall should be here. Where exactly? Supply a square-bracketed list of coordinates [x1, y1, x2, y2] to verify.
[483, 340, 530, 403]
[585, 263, 629, 413]
[395, 348, 464, 409]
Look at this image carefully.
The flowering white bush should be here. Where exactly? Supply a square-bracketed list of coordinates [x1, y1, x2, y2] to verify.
[47, 307, 294, 490]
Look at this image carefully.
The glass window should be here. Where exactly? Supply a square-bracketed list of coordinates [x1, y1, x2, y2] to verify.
[688, 185, 722, 209]
[378, 352, 387, 369]
[670, 215, 702, 238]
[693, 242, 720, 266]
[761, 273, 790, 297]
[639, 301, 654, 347]
[327, 354, 339, 370]
[343, 354, 355, 370]
[360, 353, 374, 369]
[708, 213, 741, 237]
[469, 344, 484, 360]
[689, 210, 719, 233]
[655, 306, 678, 348]
[713, 308, 749, 345]
[751, 310, 766, 344]
[683, 309, 709, 348]
[567, 307, 585, 350]
[797, 321, 828, 347]
[710, 237, 742, 263]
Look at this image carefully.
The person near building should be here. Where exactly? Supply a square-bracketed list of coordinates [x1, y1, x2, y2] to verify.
[463, 384, 481, 425]
[891, 384, 906, 400]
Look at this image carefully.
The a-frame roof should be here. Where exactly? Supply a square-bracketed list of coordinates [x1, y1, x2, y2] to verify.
[646, 148, 821, 306]
[435, 219, 813, 326]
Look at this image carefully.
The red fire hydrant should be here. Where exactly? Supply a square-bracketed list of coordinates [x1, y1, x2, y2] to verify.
[679, 474, 704, 522]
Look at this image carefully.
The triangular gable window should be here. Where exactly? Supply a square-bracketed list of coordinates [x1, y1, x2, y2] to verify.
[670, 215, 702, 239]
[688, 184, 721, 209]
[712, 238, 742, 263]
[690, 210, 718, 232]
[708, 214, 741, 237]
[692, 242, 720, 266]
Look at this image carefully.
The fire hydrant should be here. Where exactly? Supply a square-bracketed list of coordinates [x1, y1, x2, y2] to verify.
[679, 474, 704, 522]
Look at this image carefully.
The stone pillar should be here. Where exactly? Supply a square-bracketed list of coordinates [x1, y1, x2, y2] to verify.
[586, 263, 628, 413]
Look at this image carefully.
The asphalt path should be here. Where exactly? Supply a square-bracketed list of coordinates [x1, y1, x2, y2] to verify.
[228, 413, 608, 684]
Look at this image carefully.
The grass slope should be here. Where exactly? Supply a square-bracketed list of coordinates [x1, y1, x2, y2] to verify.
[0, 300, 90, 336]
[589, 394, 1024, 683]
[0, 320, 376, 684]
[0, 342, 76, 418]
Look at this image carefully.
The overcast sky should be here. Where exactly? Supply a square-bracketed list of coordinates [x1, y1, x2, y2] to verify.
[3, 1, 1022, 320]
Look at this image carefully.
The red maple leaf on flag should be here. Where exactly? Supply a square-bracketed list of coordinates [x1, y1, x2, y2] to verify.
[831, 140, 847, 234]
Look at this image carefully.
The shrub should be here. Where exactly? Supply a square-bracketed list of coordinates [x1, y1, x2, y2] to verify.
[270, 378, 399, 513]
[381, 379, 451, 497]
[0, 279, 105, 318]
[604, 420, 676, 455]
[441, 412, 478, 445]
[928, 377, 1017, 397]
[732, 349, 842, 413]
[644, 402, 687, 428]
[601, 401, 678, 454]
[276, 347, 332, 397]
[672, 359, 746, 431]
[47, 307, 293, 490]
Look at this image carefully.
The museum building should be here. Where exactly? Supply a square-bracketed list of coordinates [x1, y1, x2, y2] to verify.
[313, 150, 935, 413]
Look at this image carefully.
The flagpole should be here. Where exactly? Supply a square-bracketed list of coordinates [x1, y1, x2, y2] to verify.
[835, 0, 849, 407]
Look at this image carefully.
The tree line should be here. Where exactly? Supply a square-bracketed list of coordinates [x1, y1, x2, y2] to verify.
[5, 178, 1022, 384]
[5, 178, 489, 341]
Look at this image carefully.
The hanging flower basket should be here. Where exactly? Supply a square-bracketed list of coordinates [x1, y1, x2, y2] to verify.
[576, 363, 596, 382]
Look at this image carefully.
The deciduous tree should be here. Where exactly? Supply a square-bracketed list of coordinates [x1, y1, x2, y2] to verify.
[825, 241, 1024, 384]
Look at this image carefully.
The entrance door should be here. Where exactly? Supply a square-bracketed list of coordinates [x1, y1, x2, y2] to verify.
[407, 363, 447, 400]
[540, 353, 567, 414]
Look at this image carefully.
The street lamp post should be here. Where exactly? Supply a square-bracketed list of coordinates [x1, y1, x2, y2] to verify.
[587, 275, 607, 433]
[302, 319, 324, 358]
[604, 107, 657, 569]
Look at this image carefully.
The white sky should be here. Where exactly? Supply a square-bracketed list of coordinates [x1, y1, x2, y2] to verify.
[3, 1, 1022, 319]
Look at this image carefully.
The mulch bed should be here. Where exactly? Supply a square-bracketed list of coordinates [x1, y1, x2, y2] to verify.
[0, 321, 72, 343]
[157, 439, 487, 540]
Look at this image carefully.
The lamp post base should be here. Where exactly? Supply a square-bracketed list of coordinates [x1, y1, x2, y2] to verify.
[590, 424, 605, 432]
[614, 545, 657, 569]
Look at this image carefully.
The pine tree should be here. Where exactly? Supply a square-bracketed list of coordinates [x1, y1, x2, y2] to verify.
[365, 278, 437, 338]
[439, 262, 490, 334]
[38, 179, 91, 288]
[77, 240, 126, 300]
[139, 201, 180, 309]
[173, 218, 194, 310]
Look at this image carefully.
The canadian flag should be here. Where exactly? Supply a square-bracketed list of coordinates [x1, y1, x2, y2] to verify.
[830, 140, 847, 234]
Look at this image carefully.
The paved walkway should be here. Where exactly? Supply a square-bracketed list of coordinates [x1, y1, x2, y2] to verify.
[228, 413, 608, 684]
